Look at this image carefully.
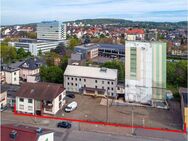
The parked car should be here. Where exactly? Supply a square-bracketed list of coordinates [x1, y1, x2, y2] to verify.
[66, 93, 75, 99]
[0, 106, 8, 112]
[64, 101, 77, 112]
[57, 121, 71, 128]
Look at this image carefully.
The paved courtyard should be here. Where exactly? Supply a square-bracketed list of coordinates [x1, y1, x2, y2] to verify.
[57, 94, 183, 130]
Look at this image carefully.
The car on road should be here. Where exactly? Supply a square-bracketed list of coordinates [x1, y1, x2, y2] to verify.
[66, 93, 75, 99]
[57, 121, 71, 128]
[64, 101, 77, 112]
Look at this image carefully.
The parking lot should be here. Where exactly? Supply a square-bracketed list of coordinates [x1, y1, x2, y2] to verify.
[57, 94, 183, 130]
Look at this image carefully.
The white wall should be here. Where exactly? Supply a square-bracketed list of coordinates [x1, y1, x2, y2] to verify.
[5, 70, 19, 85]
[64, 76, 117, 97]
[0, 91, 7, 108]
[16, 97, 35, 114]
[38, 132, 54, 141]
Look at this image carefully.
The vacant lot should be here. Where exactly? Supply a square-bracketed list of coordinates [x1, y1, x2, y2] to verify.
[57, 94, 182, 130]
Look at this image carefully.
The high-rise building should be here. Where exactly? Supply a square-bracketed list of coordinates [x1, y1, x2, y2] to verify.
[125, 41, 166, 104]
[37, 21, 66, 41]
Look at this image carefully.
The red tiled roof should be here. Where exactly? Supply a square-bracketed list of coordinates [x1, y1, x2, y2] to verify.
[126, 29, 144, 34]
[15, 82, 65, 101]
[1, 124, 52, 141]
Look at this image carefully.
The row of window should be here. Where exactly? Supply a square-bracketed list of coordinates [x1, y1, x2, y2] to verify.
[19, 105, 33, 111]
[67, 77, 114, 85]
[19, 98, 33, 103]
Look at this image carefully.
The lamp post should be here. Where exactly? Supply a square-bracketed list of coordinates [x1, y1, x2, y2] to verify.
[131, 105, 136, 136]
[106, 90, 109, 123]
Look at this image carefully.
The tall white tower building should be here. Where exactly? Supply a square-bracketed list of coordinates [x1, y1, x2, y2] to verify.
[37, 21, 66, 41]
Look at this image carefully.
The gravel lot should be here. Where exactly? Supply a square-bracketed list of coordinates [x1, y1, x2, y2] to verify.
[57, 94, 182, 130]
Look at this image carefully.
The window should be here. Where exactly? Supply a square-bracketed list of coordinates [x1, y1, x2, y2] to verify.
[68, 77, 69, 80]
[28, 106, 32, 111]
[59, 102, 62, 109]
[102, 86, 104, 89]
[19, 105, 24, 110]
[102, 81, 104, 84]
[79, 78, 81, 81]
[84, 84, 86, 87]
[19, 98, 24, 102]
[75, 83, 77, 86]
[14, 78, 16, 81]
[111, 88, 113, 90]
[108, 81, 110, 84]
[75, 78, 77, 81]
[95, 86, 97, 89]
[59, 95, 62, 101]
[84, 79, 86, 82]
[117, 87, 120, 90]
[95, 80, 97, 83]
[72, 77, 73, 80]
[108, 87, 110, 90]
[28, 99, 32, 103]
[67, 82, 69, 85]
[14, 72, 16, 75]
[71, 83, 73, 86]
[111, 82, 113, 85]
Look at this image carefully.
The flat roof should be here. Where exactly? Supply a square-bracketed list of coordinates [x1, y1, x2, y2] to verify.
[64, 65, 118, 80]
[98, 43, 125, 51]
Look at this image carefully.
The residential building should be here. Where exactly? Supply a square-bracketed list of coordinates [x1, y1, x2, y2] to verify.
[64, 65, 118, 97]
[1, 124, 54, 141]
[9, 38, 62, 56]
[19, 57, 43, 81]
[1, 65, 20, 85]
[125, 29, 145, 41]
[179, 87, 188, 132]
[0, 88, 7, 109]
[16, 82, 66, 115]
[37, 21, 66, 40]
[125, 41, 166, 104]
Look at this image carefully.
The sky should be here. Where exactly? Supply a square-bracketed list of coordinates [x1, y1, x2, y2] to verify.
[1, 0, 188, 25]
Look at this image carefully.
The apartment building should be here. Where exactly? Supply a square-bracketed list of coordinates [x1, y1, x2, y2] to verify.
[64, 65, 118, 97]
[125, 29, 145, 41]
[1, 65, 19, 85]
[37, 21, 66, 40]
[0, 88, 7, 109]
[125, 41, 166, 104]
[16, 82, 66, 115]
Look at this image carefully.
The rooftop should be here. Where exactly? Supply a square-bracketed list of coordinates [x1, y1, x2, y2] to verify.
[64, 65, 118, 80]
[1, 64, 20, 72]
[16, 82, 64, 101]
[98, 43, 125, 51]
[1, 124, 52, 141]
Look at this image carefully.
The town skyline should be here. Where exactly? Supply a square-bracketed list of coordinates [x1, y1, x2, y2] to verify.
[1, 0, 188, 25]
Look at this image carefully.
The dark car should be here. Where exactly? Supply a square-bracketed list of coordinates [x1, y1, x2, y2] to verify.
[57, 121, 71, 128]
[66, 93, 75, 99]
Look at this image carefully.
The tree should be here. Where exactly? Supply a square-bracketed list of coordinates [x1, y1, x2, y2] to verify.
[9, 47, 17, 60]
[52, 43, 66, 56]
[17, 48, 26, 59]
[38, 49, 42, 56]
[69, 37, 80, 49]
[44, 52, 62, 66]
[101, 60, 125, 82]
[40, 66, 64, 83]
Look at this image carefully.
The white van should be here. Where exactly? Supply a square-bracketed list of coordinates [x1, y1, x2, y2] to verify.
[64, 101, 77, 112]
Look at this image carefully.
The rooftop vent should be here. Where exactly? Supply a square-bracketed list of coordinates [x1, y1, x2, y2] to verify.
[36, 128, 43, 134]
[9, 130, 17, 139]
[100, 67, 107, 72]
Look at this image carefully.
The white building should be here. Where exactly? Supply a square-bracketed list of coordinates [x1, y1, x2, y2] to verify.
[1, 65, 19, 85]
[125, 41, 166, 104]
[37, 21, 66, 40]
[16, 82, 66, 115]
[9, 39, 62, 56]
[64, 65, 118, 97]
[0, 89, 7, 109]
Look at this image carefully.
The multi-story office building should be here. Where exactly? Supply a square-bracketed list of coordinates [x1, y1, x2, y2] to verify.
[64, 65, 118, 97]
[9, 39, 62, 56]
[37, 21, 66, 41]
[125, 41, 166, 104]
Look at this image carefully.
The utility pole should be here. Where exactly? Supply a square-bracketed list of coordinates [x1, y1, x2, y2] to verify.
[131, 105, 136, 135]
[106, 91, 109, 123]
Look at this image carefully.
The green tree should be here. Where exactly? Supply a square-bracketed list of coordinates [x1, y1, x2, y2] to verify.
[9, 47, 17, 60]
[38, 49, 42, 56]
[69, 37, 80, 49]
[40, 66, 64, 83]
[101, 60, 125, 82]
[17, 48, 26, 59]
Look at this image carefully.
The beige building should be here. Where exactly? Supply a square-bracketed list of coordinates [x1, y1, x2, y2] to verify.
[1, 65, 19, 85]
[64, 65, 118, 97]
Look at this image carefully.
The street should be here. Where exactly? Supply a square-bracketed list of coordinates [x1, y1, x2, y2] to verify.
[1, 111, 187, 141]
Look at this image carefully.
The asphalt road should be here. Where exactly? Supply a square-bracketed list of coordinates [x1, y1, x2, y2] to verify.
[1, 111, 187, 141]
